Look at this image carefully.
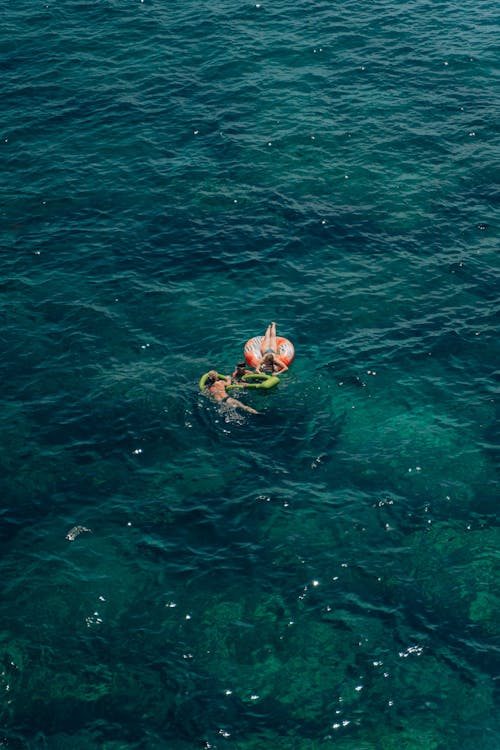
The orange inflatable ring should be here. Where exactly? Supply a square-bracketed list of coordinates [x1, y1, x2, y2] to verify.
[244, 335, 295, 369]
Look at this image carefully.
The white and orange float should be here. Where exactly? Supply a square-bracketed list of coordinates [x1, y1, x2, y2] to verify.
[244, 335, 295, 369]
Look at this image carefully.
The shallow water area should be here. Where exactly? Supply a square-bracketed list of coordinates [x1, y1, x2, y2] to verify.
[1, 0, 499, 748]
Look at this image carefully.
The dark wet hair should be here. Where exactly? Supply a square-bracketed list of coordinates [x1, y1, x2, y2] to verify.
[236, 362, 246, 369]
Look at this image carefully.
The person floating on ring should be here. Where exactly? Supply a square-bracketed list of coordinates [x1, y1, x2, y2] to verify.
[204, 371, 259, 414]
[254, 322, 289, 375]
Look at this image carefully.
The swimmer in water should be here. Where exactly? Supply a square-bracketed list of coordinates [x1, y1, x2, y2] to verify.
[204, 371, 259, 414]
[255, 322, 289, 375]
[231, 361, 253, 383]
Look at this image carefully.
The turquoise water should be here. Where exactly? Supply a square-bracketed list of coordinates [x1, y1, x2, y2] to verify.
[1, 0, 499, 747]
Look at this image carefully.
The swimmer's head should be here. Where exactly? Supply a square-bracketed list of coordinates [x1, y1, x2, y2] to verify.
[205, 370, 218, 387]
[236, 361, 246, 370]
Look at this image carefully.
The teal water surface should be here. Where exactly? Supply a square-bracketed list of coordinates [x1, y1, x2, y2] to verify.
[1, 0, 499, 748]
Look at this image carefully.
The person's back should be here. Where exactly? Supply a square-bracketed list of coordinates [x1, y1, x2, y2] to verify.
[205, 371, 228, 402]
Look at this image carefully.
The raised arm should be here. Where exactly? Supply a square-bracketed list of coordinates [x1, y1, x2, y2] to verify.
[273, 356, 288, 375]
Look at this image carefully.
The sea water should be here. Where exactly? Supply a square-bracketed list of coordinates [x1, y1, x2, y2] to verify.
[1, 0, 498, 748]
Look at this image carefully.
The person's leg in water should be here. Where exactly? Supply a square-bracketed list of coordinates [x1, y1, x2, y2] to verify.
[226, 397, 259, 414]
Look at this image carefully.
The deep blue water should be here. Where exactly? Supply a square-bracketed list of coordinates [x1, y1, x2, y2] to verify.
[1, 1, 499, 748]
